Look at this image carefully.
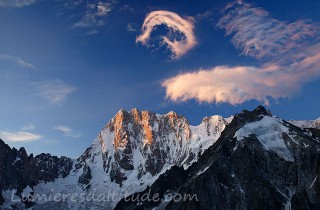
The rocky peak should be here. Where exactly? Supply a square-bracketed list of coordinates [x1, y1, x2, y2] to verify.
[200, 115, 229, 137]
[166, 111, 178, 118]
[165, 111, 186, 122]
[0, 138, 9, 149]
[108, 109, 131, 129]
[228, 105, 270, 128]
[201, 115, 227, 124]
[17, 147, 29, 160]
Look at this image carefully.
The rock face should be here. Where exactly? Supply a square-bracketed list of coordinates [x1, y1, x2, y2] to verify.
[88, 109, 229, 187]
[115, 106, 320, 210]
[0, 140, 73, 207]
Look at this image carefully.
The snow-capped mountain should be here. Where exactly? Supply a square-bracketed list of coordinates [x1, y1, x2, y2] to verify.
[1, 106, 320, 210]
[116, 106, 320, 210]
[0, 108, 231, 209]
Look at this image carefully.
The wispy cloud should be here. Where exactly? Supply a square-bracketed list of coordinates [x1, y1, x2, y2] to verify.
[162, 1, 320, 105]
[217, 1, 317, 59]
[195, 10, 213, 21]
[119, 4, 134, 14]
[34, 80, 77, 103]
[53, 125, 81, 138]
[127, 23, 137, 32]
[0, 131, 41, 142]
[0, 0, 36, 8]
[0, 54, 34, 68]
[61, 0, 117, 31]
[136, 10, 197, 59]
[21, 124, 35, 131]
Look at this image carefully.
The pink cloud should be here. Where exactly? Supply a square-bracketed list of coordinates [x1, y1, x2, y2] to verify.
[136, 10, 197, 59]
[217, 1, 318, 59]
[162, 2, 320, 105]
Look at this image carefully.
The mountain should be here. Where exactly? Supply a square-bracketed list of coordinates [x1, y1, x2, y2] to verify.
[0, 140, 73, 209]
[115, 106, 320, 210]
[1, 106, 319, 209]
[0, 108, 231, 209]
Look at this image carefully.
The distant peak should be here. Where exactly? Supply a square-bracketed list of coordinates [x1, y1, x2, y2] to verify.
[130, 107, 140, 112]
[165, 111, 180, 120]
[130, 108, 152, 115]
[109, 109, 131, 126]
[202, 115, 223, 122]
[166, 111, 177, 115]
[252, 105, 272, 117]
[232, 105, 272, 126]
[117, 109, 128, 114]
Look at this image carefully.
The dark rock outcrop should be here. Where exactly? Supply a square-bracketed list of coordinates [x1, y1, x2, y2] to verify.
[78, 164, 92, 190]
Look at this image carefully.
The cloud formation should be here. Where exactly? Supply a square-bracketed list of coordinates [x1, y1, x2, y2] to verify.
[162, 1, 320, 105]
[217, 1, 317, 59]
[136, 10, 197, 59]
[0, 54, 34, 68]
[34, 80, 77, 103]
[22, 124, 35, 131]
[0, 131, 41, 142]
[66, 0, 115, 30]
[53, 125, 81, 138]
[127, 23, 137, 32]
[0, 0, 36, 8]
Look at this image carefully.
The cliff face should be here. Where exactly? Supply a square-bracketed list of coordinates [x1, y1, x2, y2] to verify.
[115, 106, 320, 210]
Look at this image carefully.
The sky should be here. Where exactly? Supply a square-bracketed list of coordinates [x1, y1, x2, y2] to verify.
[0, 0, 319, 158]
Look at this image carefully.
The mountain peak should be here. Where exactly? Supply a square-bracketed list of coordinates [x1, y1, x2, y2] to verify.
[253, 105, 272, 116]
[117, 108, 128, 114]
[166, 111, 178, 117]
[236, 105, 271, 120]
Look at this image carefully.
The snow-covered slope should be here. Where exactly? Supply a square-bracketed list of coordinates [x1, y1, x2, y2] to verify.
[235, 116, 294, 162]
[289, 118, 320, 129]
[1, 109, 232, 209]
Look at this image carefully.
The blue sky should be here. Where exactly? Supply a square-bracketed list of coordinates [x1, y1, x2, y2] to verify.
[0, 0, 319, 158]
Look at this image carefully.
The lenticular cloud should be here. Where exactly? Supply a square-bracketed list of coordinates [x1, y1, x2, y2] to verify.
[136, 10, 197, 59]
[162, 1, 320, 105]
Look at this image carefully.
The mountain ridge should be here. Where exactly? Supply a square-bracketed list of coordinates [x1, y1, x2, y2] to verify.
[1, 106, 319, 209]
[0, 108, 232, 209]
[116, 106, 320, 210]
